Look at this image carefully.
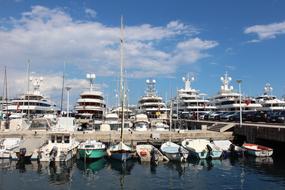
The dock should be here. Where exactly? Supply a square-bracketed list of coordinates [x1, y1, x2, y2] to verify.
[0, 129, 233, 145]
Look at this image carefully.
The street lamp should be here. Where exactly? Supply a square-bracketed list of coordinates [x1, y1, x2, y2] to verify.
[65, 87, 72, 117]
[236, 80, 242, 126]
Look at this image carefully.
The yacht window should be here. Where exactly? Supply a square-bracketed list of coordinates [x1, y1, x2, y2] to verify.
[64, 136, 70, 143]
[51, 135, 55, 143]
[56, 136, 63, 143]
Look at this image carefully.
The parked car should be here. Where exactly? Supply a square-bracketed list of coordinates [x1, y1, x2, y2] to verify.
[277, 111, 285, 123]
[198, 112, 210, 120]
[220, 112, 237, 122]
[208, 111, 224, 121]
[251, 111, 268, 122]
[266, 111, 280, 123]
[242, 111, 256, 122]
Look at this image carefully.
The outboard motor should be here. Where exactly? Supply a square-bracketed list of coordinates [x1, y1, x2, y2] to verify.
[229, 144, 235, 152]
[206, 144, 212, 152]
[49, 146, 58, 162]
[150, 148, 159, 166]
[18, 148, 27, 162]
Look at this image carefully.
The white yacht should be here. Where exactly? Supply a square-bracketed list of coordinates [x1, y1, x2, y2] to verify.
[74, 74, 106, 124]
[137, 79, 169, 120]
[173, 74, 216, 117]
[210, 72, 262, 112]
[256, 83, 285, 111]
[5, 76, 59, 117]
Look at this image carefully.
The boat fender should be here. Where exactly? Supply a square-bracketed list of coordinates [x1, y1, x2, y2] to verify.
[140, 149, 148, 157]
[206, 144, 212, 152]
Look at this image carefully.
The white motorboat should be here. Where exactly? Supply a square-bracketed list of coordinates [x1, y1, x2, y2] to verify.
[182, 139, 209, 159]
[160, 141, 188, 162]
[39, 132, 79, 162]
[182, 139, 223, 159]
[213, 140, 242, 156]
[0, 138, 21, 159]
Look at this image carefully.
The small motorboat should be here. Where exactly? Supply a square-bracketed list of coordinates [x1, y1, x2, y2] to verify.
[242, 143, 273, 157]
[78, 140, 106, 160]
[160, 141, 188, 162]
[213, 140, 243, 157]
[136, 144, 168, 164]
[182, 139, 208, 159]
[182, 139, 223, 159]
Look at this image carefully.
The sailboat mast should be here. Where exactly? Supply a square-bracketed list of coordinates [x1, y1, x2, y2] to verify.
[120, 16, 125, 141]
[4, 66, 8, 123]
[27, 60, 30, 118]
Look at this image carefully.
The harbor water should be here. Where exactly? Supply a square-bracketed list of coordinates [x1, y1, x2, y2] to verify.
[1, 155, 285, 190]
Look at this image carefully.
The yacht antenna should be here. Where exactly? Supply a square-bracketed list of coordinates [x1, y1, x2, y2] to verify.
[120, 16, 125, 142]
[60, 62, 66, 113]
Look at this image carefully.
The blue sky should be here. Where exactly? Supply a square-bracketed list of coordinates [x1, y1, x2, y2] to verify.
[0, 0, 285, 108]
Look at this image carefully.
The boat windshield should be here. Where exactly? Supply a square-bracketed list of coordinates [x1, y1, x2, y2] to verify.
[85, 145, 95, 148]
[64, 136, 70, 143]
[56, 136, 62, 143]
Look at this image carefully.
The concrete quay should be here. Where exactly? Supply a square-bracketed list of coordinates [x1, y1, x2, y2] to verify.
[0, 130, 233, 145]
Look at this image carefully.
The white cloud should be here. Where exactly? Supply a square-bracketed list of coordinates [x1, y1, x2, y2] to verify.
[0, 6, 218, 101]
[173, 38, 218, 64]
[85, 8, 97, 18]
[244, 21, 285, 42]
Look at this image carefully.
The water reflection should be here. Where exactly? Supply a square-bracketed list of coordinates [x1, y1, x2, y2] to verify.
[188, 158, 220, 171]
[77, 158, 107, 174]
[37, 160, 74, 185]
[164, 161, 190, 177]
[0, 156, 284, 189]
[0, 159, 11, 170]
[108, 159, 135, 175]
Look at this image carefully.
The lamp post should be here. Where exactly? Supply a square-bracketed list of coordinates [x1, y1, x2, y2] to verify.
[65, 87, 71, 117]
[236, 80, 242, 126]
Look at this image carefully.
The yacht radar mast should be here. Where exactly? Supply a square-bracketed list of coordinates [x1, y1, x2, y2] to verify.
[220, 72, 234, 92]
[264, 83, 273, 96]
[29, 76, 43, 95]
[86, 73, 96, 91]
[145, 79, 157, 97]
[182, 73, 195, 90]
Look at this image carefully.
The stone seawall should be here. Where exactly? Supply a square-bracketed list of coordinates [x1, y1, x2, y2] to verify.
[0, 130, 233, 144]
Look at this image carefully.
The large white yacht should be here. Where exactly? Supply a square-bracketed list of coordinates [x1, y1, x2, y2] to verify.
[5, 76, 59, 116]
[74, 74, 106, 124]
[137, 79, 169, 119]
[210, 72, 262, 112]
[173, 74, 216, 115]
[256, 83, 285, 111]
